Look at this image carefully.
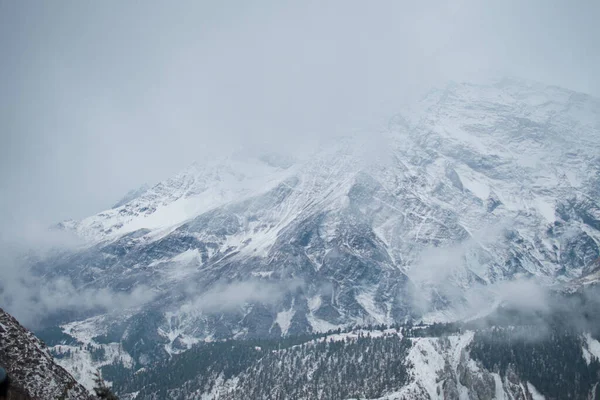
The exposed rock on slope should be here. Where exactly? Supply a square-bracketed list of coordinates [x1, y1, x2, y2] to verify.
[0, 308, 93, 400]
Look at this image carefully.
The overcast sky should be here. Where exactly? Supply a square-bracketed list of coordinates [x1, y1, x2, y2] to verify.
[1, 0, 599, 231]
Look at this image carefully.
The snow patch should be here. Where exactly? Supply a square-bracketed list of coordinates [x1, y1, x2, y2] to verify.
[308, 295, 322, 312]
[585, 333, 600, 362]
[251, 271, 275, 278]
[534, 198, 555, 223]
[456, 167, 490, 199]
[307, 314, 340, 333]
[172, 249, 201, 264]
[54, 316, 135, 390]
[355, 289, 389, 325]
[527, 382, 546, 400]
[275, 309, 295, 335]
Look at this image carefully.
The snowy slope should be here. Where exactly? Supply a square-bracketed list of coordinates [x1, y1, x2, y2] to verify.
[377, 332, 542, 400]
[58, 157, 296, 242]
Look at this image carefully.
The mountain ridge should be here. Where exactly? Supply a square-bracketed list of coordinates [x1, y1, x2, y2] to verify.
[19, 78, 600, 396]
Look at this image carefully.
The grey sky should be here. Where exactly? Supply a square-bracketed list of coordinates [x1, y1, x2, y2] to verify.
[1, 0, 599, 231]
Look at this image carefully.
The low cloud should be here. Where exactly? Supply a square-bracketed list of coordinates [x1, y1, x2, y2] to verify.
[408, 220, 512, 288]
[180, 279, 303, 314]
[0, 229, 155, 328]
[406, 219, 514, 316]
[491, 278, 550, 313]
[405, 218, 600, 339]
[403, 218, 587, 329]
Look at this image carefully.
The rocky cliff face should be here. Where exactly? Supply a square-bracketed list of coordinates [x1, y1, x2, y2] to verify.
[0, 308, 93, 400]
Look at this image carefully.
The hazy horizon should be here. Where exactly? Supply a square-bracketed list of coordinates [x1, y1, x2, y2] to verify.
[2, 0, 600, 231]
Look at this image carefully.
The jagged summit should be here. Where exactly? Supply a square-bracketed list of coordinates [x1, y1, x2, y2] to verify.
[112, 184, 151, 209]
[61, 154, 297, 242]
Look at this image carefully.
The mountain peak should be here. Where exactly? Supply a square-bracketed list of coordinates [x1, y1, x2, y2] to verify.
[31, 80, 600, 391]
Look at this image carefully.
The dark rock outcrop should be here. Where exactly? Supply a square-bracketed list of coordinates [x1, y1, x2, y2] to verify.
[0, 308, 93, 400]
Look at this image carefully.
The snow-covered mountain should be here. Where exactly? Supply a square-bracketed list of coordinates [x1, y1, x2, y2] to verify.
[34, 77, 600, 388]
